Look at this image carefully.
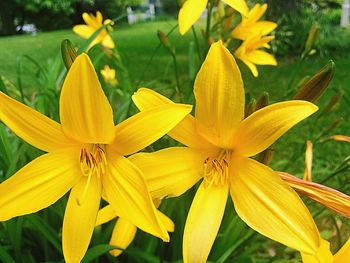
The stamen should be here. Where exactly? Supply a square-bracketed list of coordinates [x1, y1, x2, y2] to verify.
[203, 150, 231, 188]
[78, 144, 107, 205]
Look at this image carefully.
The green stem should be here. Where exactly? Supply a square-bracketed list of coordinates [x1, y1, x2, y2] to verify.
[171, 52, 183, 102]
[136, 24, 178, 87]
[283, 56, 306, 99]
[191, 26, 202, 62]
[205, 0, 214, 50]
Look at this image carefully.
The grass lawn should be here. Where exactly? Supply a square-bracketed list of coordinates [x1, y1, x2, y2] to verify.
[0, 19, 350, 261]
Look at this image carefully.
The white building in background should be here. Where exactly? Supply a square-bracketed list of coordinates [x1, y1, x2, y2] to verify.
[127, 0, 162, 24]
[341, 0, 350, 27]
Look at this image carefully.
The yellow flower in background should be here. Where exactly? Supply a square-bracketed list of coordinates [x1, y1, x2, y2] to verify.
[101, 65, 118, 85]
[95, 199, 174, 257]
[232, 3, 277, 40]
[301, 237, 350, 262]
[178, 0, 249, 35]
[234, 34, 277, 77]
[0, 54, 192, 263]
[131, 41, 324, 263]
[73, 11, 115, 49]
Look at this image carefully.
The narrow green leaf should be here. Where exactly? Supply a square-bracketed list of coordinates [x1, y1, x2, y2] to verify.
[78, 25, 108, 54]
[26, 214, 62, 253]
[81, 244, 119, 263]
[125, 248, 160, 263]
[0, 246, 16, 263]
[0, 76, 8, 95]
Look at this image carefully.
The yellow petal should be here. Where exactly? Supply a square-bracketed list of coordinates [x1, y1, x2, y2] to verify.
[279, 172, 350, 219]
[301, 239, 333, 263]
[103, 153, 169, 241]
[253, 21, 278, 35]
[63, 176, 102, 263]
[178, 0, 207, 35]
[96, 11, 103, 24]
[334, 238, 350, 262]
[230, 157, 320, 254]
[82, 13, 99, 28]
[72, 25, 94, 39]
[60, 53, 115, 144]
[157, 210, 175, 232]
[232, 101, 318, 157]
[102, 34, 115, 49]
[248, 4, 267, 23]
[132, 88, 215, 149]
[195, 41, 244, 148]
[303, 140, 313, 181]
[0, 148, 81, 221]
[129, 147, 215, 199]
[95, 205, 117, 226]
[0, 92, 76, 152]
[113, 104, 192, 156]
[183, 182, 229, 263]
[238, 57, 259, 77]
[224, 0, 249, 16]
[244, 50, 277, 65]
[251, 35, 275, 50]
[109, 217, 137, 257]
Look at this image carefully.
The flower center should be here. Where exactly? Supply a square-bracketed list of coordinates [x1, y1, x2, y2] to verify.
[203, 150, 231, 188]
[77, 144, 107, 205]
[80, 144, 107, 178]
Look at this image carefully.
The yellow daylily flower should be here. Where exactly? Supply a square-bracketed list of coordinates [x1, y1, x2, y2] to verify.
[279, 172, 350, 219]
[232, 3, 277, 40]
[301, 237, 350, 262]
[101, 65, 118, 85]
[178, 0, 249, 35]
[73, 11, 115, 49]
[0, 54, 192, 263]
[95, 199, 174, 257]
[131, 41, 324, 263]
[234, 34, 277, 77]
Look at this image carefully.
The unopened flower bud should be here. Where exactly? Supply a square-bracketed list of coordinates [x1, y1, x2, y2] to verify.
[245, 98, 256, 118]
[157, 30, 175, 54]
[258, 148, 274, 166]
[322, 90, 343, 115]
[293, 60, 335, 102]
[325, 117, 343, 134]
[328, 135, 350, 143]
[61, 39, 77, 70]
[303, 140, 313, 182]
[256, 92, 269, 110]
[303, 25, 319, 57]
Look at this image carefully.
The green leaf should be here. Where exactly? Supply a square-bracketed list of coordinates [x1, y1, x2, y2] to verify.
[81, 244, 119, 263]
[125, 247, 160, 263]
[26, 214, 62, 253]
[0, 246, 16, 263]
